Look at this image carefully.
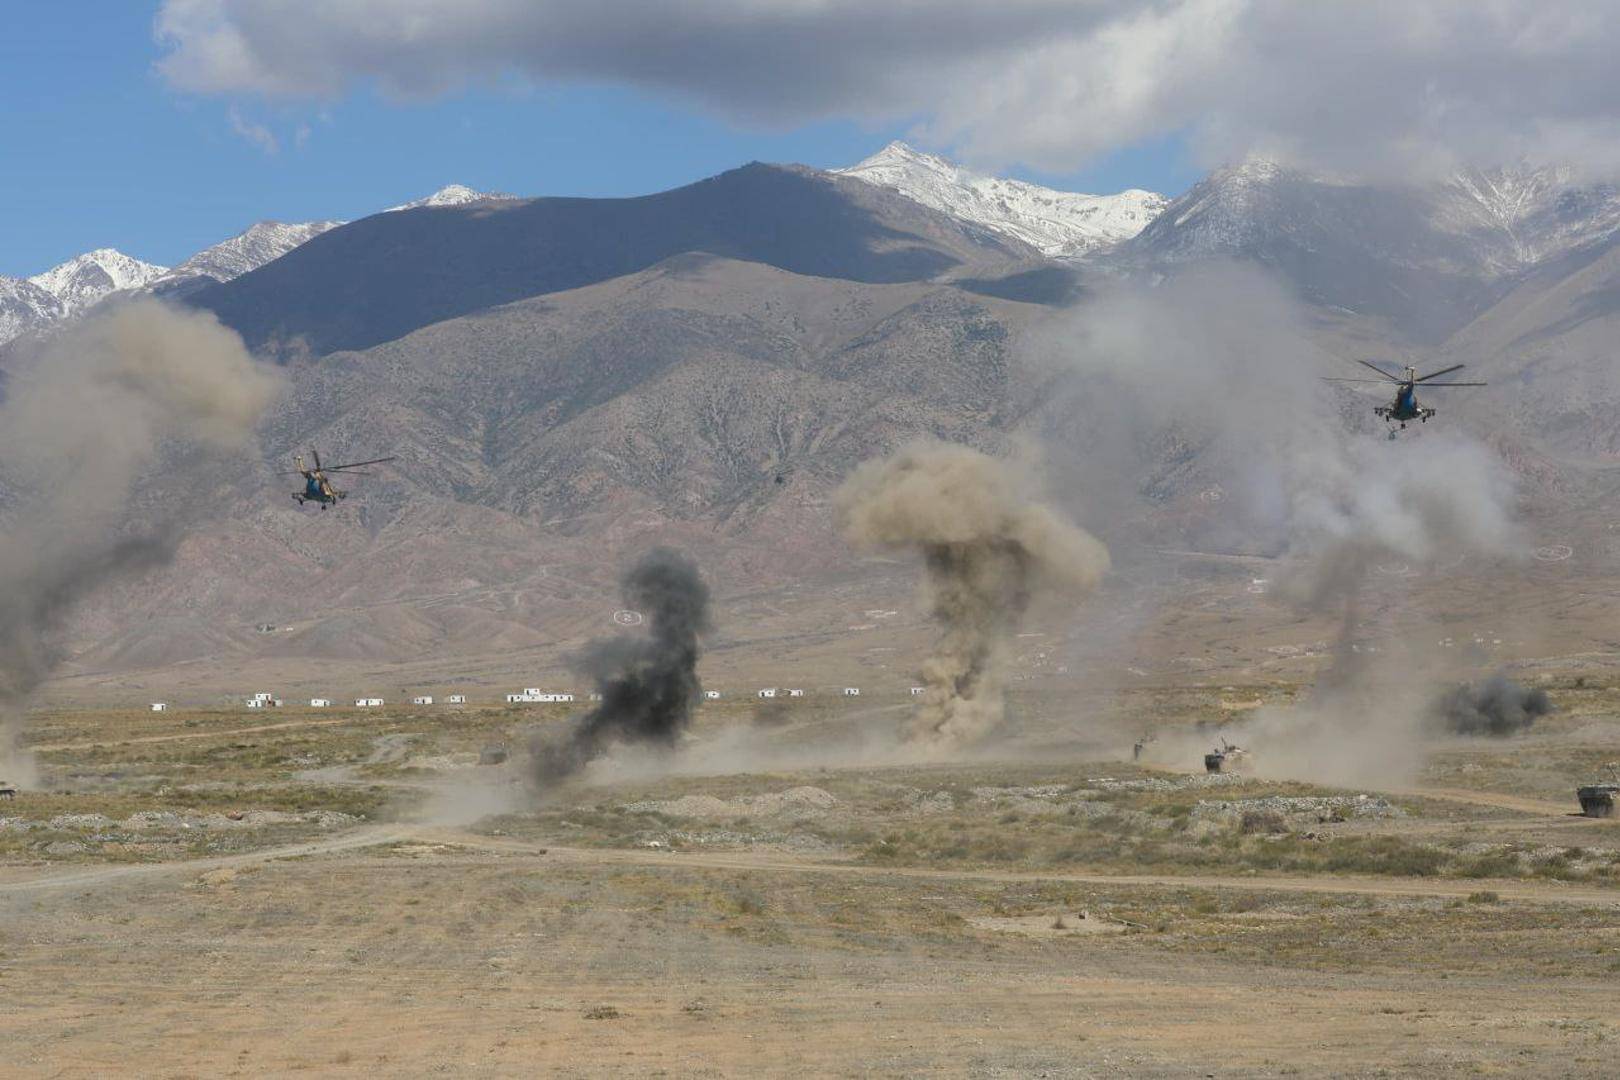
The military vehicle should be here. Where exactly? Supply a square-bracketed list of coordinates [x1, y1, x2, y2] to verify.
[1204, 739, 1251, 774]
[1577, 763, 1620, 817]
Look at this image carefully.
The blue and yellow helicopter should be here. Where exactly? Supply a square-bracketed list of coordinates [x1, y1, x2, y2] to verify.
[1326, 360, 1486, 436]
[289, 449, 396, 509]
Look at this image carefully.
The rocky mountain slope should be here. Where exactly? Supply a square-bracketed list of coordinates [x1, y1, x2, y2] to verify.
[837, 141, 1165, 258]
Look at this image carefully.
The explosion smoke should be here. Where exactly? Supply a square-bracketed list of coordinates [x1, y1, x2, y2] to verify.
[1432, 676, 1551, 737]
[1038, 267, 1522, 786]
[0, 300, 281, 786]
[836, 442, 1109, 750]
[529, 548, 712, 786]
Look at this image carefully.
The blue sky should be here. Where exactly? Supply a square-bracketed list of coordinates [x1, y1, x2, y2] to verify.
[0, 5, 1202, 278]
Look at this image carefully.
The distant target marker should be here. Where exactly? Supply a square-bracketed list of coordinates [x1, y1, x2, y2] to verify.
[1375, 562, 1414, 577]
[612, 610, 644, 626]
[1198, 488, 1225, 503]
[1533, 545, 1573, 562]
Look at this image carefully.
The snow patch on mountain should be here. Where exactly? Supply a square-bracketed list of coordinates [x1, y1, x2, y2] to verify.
[0, 276, 63, 345]
[387, 184, 516, 212]
[170, 220, 344, 283]
[27, 249, 169, 317]
[1436, 166, 1620, 273]
[835, 142, 1166, 258]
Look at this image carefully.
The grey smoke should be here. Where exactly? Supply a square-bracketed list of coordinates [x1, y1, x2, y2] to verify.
[0, 299, 281, 786]
[1036, 267, 1522, 786]
[529, 547, 712, 786]
[1433, 676, 1551, 737]
[836, 441, 1108, 751]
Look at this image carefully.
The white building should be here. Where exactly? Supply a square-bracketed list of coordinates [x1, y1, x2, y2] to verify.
[757, 688, 777, 699]
[246, 698, 268, 709]
[252, 692, 274, 702]
[910, 687, 925, 696]
[703, 690, 721, 700]
[355, 698, 384, 708]
[786, 689, 805, 698]
[589, 693, 604, 702]
[447, 694, 467, 704]
[842, 688, 860, 697]
[150, 703, 168, 712]
[412, 696, 434, 706]
[310, 698, 333, 708]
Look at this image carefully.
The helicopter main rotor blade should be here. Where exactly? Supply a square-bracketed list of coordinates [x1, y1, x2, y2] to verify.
[1411, 381, 1487, 387]
[1353, 359, 1404, 382]
[323, 456, 397, 472]
[311, 449, 322, 471]
[1322, 377, 1397, 383]
[1415, 363, 1467, 382]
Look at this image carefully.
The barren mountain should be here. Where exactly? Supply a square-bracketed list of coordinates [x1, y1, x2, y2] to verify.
[21, 154, 1620, 697]
[191, 162, 1037, 357]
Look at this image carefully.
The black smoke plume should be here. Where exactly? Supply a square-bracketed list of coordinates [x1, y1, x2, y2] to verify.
[1432, 676, 1552, 737]
[529, 548, 712, 785]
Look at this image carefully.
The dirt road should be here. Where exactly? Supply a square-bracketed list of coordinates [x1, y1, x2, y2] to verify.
[30, 715, 356, 753]
[7, 822, 1616, 908]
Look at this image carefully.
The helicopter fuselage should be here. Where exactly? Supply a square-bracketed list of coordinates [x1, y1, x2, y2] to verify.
[292, 473, 343, 508]
[1374, 382, 1434, 427]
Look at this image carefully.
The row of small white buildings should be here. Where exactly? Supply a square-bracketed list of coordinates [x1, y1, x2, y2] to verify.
[144, 684, 925, 712]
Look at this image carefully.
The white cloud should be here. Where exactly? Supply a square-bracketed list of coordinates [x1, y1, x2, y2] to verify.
[157, 0, 1620, 179]
[227, 105, 279, 154]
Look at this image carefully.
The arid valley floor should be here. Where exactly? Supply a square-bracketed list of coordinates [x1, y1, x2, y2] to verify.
[5, 684, 1620, 1077]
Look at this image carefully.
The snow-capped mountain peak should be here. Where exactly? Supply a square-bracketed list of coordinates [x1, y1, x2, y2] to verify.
[27, 248, 169, 317]
[387, 184, 516, 212]
[835, 141, 1167, 258]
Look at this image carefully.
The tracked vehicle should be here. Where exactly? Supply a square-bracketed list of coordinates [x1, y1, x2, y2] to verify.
[1204, 739, 1251, 774]
[1578, 764, 1620, 817]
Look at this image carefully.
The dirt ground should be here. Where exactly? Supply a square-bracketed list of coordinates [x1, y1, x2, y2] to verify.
[4, 686, 1620, 1077]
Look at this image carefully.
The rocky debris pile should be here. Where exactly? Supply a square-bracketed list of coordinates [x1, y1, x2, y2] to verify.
[661, 828, 839, 854]
[1088, 774, 1245, 793]
[904, 790, 958, 815]
[2, 808, 359, 838]
[1192, 794, 1403, 830]
[622, 786, 839, 821]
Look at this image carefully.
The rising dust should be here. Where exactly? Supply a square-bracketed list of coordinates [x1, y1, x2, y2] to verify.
[837, 441, 1108, 752]
[0, 300, 281, 787]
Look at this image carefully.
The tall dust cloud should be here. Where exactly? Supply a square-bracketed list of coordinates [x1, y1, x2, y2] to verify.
[528, 547, 712, 789]
[837, 442, 1109, 752]
[0, 300, 281, 787]
[1032, 265, 1523, 786]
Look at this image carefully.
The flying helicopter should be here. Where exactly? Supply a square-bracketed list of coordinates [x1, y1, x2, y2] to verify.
[1324, 360, 1486, 436]
[288, 450, 396, 509]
